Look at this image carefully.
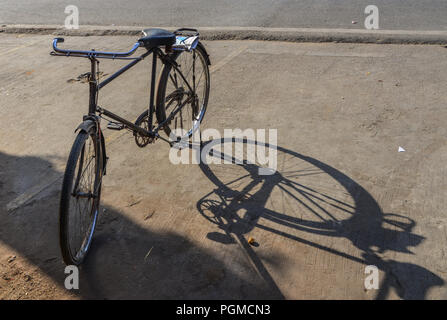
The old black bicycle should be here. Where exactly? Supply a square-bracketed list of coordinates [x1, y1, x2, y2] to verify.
[51, 28, 210, 265]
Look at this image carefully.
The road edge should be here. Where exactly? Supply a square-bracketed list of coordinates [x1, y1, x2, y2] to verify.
[2, 25, 447, 44]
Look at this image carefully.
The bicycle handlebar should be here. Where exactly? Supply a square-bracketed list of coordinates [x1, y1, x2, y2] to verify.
[51, 37, 141, 58]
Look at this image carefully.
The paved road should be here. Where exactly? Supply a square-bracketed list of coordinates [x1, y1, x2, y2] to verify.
[0, 0, 446, 31]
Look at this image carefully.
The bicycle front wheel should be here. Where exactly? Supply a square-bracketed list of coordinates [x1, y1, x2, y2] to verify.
[59, 126, 102, 265]
[156, 43, 210, 142]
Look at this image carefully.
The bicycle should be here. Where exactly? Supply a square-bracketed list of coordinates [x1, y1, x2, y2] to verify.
[51, 28, 211, 265]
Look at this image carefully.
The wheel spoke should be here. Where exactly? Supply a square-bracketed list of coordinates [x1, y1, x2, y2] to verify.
[63, 132, 100, 264]
[161, 48, 209, 141]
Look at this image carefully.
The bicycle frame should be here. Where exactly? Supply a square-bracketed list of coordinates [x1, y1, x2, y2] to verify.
[55, 30, 210, 266]
[51, 38, 198, 145]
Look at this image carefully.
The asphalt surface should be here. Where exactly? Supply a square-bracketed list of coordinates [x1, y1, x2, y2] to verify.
[0, 0, 446, 31]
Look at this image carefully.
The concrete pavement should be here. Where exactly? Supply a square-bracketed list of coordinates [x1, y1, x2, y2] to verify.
[0, 34, 447, 299]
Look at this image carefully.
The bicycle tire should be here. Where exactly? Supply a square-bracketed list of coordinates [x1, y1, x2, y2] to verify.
[156, 43, 210, 141]
[59, 126, 102, 265]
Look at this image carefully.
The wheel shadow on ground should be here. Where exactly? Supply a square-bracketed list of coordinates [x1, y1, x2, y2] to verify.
[194, 138, 444, 299]
[0, 151, 279, 299]
[0, 143, 444, 299]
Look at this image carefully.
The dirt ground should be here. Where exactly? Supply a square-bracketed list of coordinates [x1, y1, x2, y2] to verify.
[0, 34, 447, 299]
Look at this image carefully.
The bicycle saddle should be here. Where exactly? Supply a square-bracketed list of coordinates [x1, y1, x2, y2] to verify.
[138, 28, 176, 48]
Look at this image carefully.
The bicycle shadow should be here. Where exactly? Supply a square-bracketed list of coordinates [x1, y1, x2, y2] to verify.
[0, 142, 444, 299]
[0, 151, 277, 299]
[194, 138, 444, 299]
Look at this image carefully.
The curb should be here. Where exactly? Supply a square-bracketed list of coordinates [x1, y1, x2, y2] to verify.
[2, 25, 447, 44]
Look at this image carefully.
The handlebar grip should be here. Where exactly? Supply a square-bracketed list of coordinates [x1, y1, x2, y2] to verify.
[55, 37, 64, 43]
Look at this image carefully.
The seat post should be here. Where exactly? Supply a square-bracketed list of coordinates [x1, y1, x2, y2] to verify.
[88, 56, 98, 115]
[148, 48, 158, 131]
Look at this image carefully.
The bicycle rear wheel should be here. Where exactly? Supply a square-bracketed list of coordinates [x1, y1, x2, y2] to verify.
[156, 43, 210, 143]
[59, 126, 102, 265]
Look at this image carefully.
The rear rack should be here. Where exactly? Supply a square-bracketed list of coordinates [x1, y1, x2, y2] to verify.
[173, 28, 199, 37]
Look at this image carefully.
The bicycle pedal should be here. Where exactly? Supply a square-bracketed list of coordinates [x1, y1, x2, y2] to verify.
[107, 122, 125, 130]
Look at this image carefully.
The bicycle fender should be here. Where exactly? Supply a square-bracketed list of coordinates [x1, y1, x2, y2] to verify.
[75, 119, 96, 134]
[74, 119, 108, 175]
[197, 41, 211, 66]
[99, 128, 107, 176]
